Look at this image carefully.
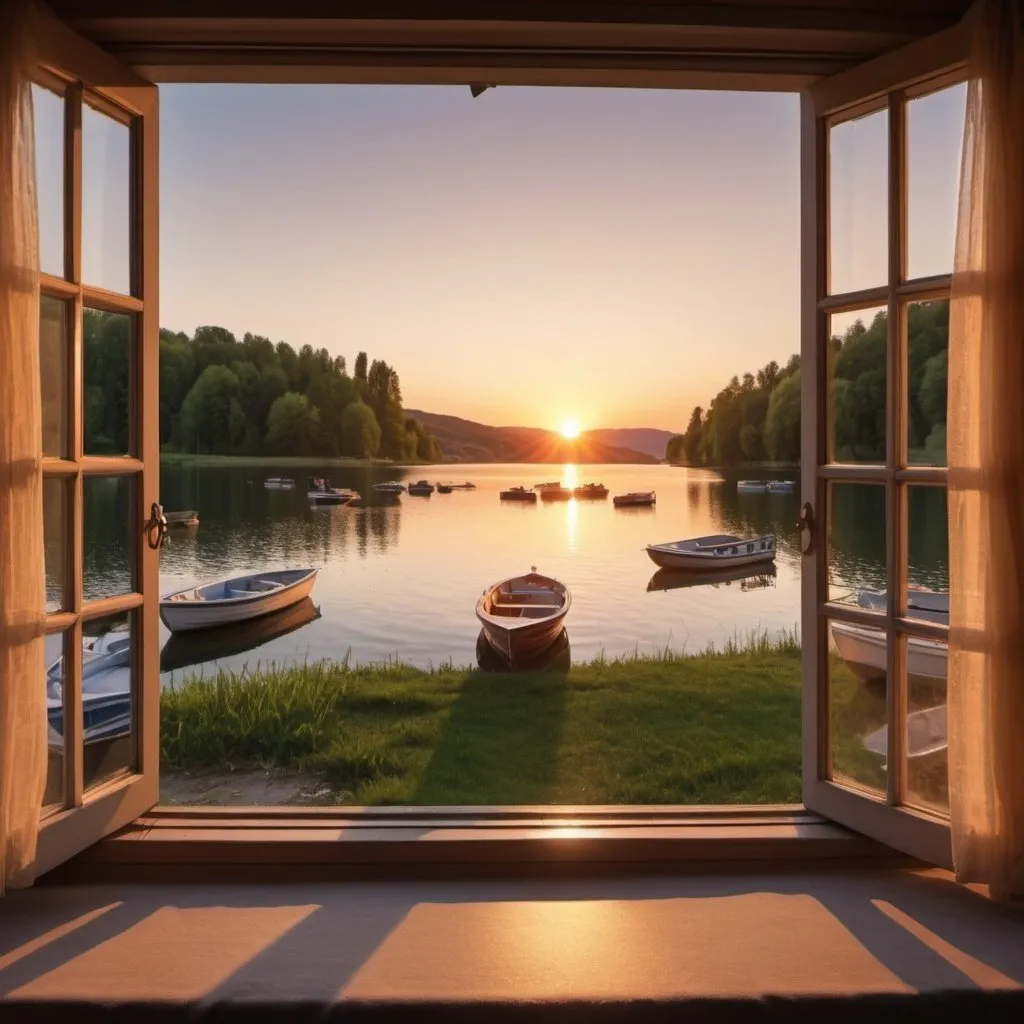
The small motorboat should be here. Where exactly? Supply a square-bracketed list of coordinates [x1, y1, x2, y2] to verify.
[264, 477, 296, 490]
[164, 509, 199, 528]
[499, 486, 537, 502]
[537, 483, 573, 501]
[831, 621, 947, 685]
[862, 704, 947, 769]
[160, 597, 321, 673]
[647, 563, 777, 593]
[613, 491, 656, 508]
[159, 567, 319, 633]
[646, 533, 775, 571]
[307, 478, 357, 505]
[373, 481, 406, 494]
[574, 483, 608, 499]
[767, 480, 796, 494]
[437, 484, 453, 494]
[737, 480, 769, 493]
[476, 571, 571, 665]
[408, 480, 435, 496]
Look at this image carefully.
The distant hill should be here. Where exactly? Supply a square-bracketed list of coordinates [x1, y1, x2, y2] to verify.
[407, 410, 660, 464]
[583, 428, 676, 461]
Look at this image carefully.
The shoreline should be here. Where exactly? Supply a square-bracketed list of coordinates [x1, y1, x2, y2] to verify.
[160, 453, 420, 468]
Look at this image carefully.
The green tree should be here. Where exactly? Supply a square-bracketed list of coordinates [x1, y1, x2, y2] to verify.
[354, 351, 368, 384]
[265, 392, 322, 454]
[763, 370, 801, 462]
[341, 400, 381, 458]
[180, 365, 242, 453]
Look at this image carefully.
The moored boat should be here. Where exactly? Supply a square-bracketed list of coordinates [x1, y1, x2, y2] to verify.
[408, 480, 435, 496]
[164, 509, 199, 528]
[159, 567, 319, 633]
[307, 478, 357, 504]
[499, 486, 537, 502]
[264, 477, 296, 490]
[831, 621, 947, 684]
[646, 533, 775, 571]
[862, 704, 947, 769]
[437, 484, 453, 494]
[537, 483, 572, 501]
[373, 481, 406, 494]
[613, 491, 655, 508]
[574, 482, 608, 499]
[737, 480, 769, 493]
[476, 571, 571, 666]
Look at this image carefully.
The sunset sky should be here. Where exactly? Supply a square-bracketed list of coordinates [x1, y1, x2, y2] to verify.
[39, 82, 965, 434]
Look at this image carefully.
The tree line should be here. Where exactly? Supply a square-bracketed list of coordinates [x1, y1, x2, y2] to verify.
[666, 301, 948, 466]
[83, 311, 443, 461]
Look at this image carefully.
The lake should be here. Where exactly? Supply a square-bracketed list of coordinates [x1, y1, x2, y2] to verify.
[63, 462, 949, 682]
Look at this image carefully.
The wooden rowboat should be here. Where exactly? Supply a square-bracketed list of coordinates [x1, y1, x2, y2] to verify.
[499, 487, 537, 502]
[476, 572, 570, 666]
[646, 534, 775, 571]
[160, 567, 318, 633]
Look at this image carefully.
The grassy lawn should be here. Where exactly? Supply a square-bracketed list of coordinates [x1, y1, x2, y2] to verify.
[159, 453, 419, 468]
[161, 639, 806, 805]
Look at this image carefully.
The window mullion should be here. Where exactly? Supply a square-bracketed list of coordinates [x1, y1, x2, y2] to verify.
[885, 90, 908, 807]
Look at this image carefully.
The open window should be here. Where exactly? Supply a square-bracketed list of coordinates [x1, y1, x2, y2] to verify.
[800, 24, 968, 866]
[34, 13, 160, 876]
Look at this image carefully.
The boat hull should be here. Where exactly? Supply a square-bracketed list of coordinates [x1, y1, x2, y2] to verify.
[499, 491, 537, 502]
[613, 492, 655, 507]
[477, 613, 568, 665]
[831, 621, 947, 684]
[646, 544, 775, 571]
[160, 570, 318, 633]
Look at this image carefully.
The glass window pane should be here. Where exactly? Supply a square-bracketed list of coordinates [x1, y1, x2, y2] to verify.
[40, 295, 68, 457]
[829, 616, 888, 797]
[43, 630, 67, 814]
[82, 102, 131, 295]
[829, 108, 888, 295]
[907, 299, 948, 466]
[82, 611, 135, 790]
[83, 308, 132, 456]
[828, 307, 887, 464]
[907, 84, 967, 281]
[828, 482, 886, 605]
[32, 83, 65, 278]
[84, 474, 134, 601]
[43, 477, 68, 613]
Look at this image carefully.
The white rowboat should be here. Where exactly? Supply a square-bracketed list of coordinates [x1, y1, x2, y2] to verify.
[831, 620, 947, 684]
[862, 704, 947, 768]
[646, 534, 775, 571]
[476, 572, 571, 666]
[160, 568, 318, 633]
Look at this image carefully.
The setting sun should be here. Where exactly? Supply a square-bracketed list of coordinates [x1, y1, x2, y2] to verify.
[560, 419, 581, 440]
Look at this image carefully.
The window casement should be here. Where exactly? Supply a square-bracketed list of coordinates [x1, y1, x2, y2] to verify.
[799, 28, 968, 867]
[28, 11, 970, 877]
[33, 14, 160, 878]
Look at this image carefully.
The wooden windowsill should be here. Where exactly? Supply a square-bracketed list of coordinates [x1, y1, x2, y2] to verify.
[46, 805, 910, 883]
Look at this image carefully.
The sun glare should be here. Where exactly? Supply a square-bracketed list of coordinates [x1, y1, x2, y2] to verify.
[560, 418, 581, 440]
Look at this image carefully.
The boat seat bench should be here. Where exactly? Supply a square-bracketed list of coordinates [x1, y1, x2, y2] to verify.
[493, 602, 563, 610]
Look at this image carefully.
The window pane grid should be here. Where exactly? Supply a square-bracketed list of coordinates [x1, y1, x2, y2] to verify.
[819, 76, 957, 816]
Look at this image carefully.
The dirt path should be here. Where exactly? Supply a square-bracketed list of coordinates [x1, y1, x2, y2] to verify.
[160, 767, 334, 806]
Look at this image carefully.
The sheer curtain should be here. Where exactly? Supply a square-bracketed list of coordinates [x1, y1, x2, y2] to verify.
[0, 0, 46, 895]
[948, 0, 1024, 902]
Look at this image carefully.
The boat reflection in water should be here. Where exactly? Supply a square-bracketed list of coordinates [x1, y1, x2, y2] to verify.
[160, 597, 321, 673]
[646, 563, 778, 593]
[475, 627, 571, 674]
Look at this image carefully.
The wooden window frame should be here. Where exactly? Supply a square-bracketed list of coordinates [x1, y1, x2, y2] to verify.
[26, 11, 975, 876]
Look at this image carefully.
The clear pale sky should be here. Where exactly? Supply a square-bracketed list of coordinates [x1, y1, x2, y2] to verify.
[36, 82, 965, 433]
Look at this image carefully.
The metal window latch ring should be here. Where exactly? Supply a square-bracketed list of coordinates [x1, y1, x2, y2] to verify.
[145, 501, 168, 550]
[796, 501, 815, 555]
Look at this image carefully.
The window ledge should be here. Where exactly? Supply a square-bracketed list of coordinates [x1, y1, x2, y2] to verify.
[48, 806, 909, 882]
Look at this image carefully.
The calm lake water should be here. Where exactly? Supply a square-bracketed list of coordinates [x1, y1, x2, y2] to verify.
[63, 462, 949, 682]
